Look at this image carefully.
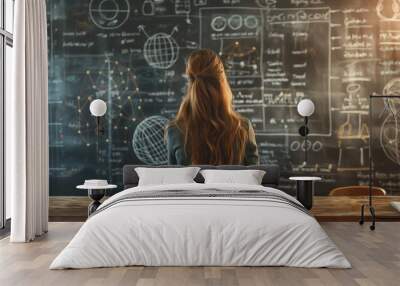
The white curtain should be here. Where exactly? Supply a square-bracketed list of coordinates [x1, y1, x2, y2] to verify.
[9, 0, 49, 242]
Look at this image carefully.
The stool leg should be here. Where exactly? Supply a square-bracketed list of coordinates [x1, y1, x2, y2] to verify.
[369, 206, 376, 231]
[359, 204, 365, 225]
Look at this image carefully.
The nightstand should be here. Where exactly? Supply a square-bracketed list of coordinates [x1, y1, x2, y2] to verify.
[77, 181, 117, 216]
[289, 176, 322, 210]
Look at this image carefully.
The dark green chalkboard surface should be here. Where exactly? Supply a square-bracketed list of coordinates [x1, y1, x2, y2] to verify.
[47, 0, 400, 195]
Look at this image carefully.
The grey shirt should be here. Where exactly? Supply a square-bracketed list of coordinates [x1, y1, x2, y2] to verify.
[166, 119, 259, 165]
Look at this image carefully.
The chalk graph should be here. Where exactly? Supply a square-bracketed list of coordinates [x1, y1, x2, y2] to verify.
[73, 56, 141, 146]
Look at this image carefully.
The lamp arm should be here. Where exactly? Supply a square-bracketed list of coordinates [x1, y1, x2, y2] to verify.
[95, 116, 105, 135]
[96, 117, 100, 135]
[305, 116, 308, 164]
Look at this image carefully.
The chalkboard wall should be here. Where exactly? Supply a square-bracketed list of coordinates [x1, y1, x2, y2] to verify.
[47, 0, 400, 196]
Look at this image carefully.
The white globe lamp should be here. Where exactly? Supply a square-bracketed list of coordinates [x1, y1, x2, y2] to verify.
[90, 99, 107, 117]
[297, 99, 315, 117]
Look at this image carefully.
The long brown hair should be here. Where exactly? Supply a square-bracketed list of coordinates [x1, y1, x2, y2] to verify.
[170, 49, 248, 165]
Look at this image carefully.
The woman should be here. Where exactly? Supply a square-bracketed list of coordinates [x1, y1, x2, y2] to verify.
[166, 49, 259, 165]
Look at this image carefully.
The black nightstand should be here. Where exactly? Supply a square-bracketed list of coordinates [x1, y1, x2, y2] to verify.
[77, 184, 117, 216]
[289, 177, 322, 210]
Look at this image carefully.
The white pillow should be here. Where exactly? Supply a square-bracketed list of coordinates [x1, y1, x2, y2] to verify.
[135, 167, 200, 186]
[200, 169, 266, 185]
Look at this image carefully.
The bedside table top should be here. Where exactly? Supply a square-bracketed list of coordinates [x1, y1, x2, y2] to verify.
[289, 176, 322, 181]
[76, 184, 117, 190]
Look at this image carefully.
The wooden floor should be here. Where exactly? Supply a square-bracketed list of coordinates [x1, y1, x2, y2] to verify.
[1, 222, 399, 286]
[49, 196, 400, 222]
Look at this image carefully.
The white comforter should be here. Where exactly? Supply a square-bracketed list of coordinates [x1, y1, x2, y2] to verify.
[50, 183, 351, 269]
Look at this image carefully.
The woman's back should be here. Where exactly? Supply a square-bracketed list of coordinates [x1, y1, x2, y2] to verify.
[167, 118, 259, 165]
[166, 49, 259, 166]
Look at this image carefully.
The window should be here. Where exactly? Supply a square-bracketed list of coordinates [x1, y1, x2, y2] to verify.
[5, 0, 13, 33]
[0, 0, 14, 230]
[4, 43, 11, 221]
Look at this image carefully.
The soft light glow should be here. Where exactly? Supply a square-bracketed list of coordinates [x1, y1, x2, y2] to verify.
[89, 99, 107, 117]
[297, 99, 315, 117]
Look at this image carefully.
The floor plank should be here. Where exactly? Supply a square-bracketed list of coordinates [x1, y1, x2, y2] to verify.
[0, 222, 399, 286]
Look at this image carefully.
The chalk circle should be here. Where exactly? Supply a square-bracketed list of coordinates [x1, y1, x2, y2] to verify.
[228, 15, 243, 30]
[312, 141, 323, 152]
[89, 0, 130, 30]
[211, 16, 227, 32]
[376, 0, 400, 21]
[244, 15, 259, 29]
[301, 140, 312, 151]
[290, 141, 301, 152]
[346, 83, 361, 95]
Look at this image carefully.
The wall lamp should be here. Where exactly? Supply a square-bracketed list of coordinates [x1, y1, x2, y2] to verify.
[89, 99, 107, 135]
[297, 99, 315, 165]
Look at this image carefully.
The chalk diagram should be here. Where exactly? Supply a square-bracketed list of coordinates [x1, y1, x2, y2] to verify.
[376, 0, 400, 21]
[138, 25, 179, 70]
[220, 41, 259, 76]
[204, 9, 264, 131]
[380, 78, 400, 165]
[202, 7, 333, 136]
[207, 7, 331, 136]
[208, 13, 261, 77]
[89, 0, 130, 30]
[74, 57, 140, 146]
[132, 116, 169, 165]
[337, 83, 369, 171]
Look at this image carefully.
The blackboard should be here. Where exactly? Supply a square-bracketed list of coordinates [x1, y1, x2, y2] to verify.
[47, 0, 400, 195]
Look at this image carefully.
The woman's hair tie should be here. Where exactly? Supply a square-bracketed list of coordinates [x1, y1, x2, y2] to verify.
[190, 74, 202, 81]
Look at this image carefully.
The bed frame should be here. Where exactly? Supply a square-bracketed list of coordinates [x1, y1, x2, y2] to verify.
[123, 165, 280, 189]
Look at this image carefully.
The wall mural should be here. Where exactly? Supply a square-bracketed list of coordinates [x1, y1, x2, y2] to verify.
[47, 0, 400, 196]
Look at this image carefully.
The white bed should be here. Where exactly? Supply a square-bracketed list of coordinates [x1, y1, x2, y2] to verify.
[50, 183, 351, 269]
